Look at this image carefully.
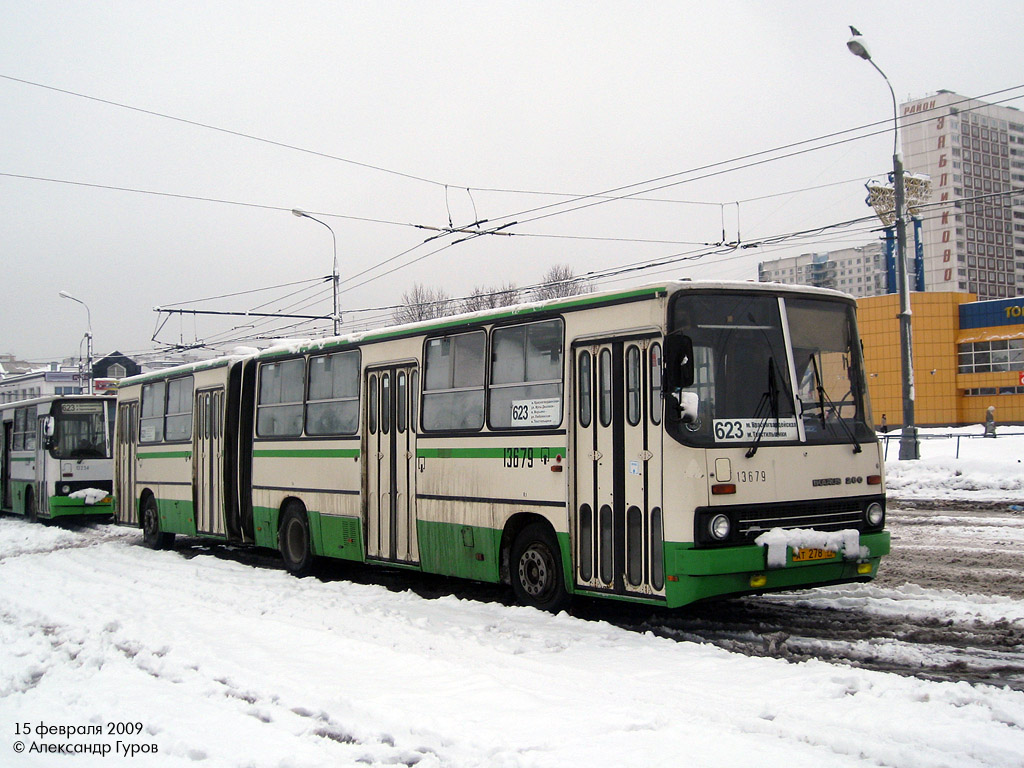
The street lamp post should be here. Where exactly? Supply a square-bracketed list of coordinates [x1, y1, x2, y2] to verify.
[292, 209, 341, 336]
[847, 27, 919, 460]
[59, 290, 94, 395]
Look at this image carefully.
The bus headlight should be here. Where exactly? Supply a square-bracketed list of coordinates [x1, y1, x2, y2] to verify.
[865, 502, 884, 528]
[709, 513, 731, 541]
[61, 484, 71, 495]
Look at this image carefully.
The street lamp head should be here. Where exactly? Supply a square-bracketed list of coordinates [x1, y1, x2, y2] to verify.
[846, 27, 872, 61]
[59, 290, 75, 300]
[291, 209, 307, 218]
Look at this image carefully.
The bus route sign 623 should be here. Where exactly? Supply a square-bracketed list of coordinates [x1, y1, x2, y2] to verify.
[713, 418, 798, 443]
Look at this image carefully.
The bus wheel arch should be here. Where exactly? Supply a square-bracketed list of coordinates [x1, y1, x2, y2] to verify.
[278, 498, 314, 577]
[503, 514, 571, 612]
[140, 491, 174, 550]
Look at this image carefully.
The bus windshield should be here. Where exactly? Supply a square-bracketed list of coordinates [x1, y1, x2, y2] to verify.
[50, 400, 111, 459]
[666, 292, 872, 448]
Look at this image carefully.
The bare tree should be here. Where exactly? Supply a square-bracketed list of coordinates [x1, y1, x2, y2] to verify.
[392, 284, 453, 324]
[460, 282, 521, 314]
[534, 264, 588, 301]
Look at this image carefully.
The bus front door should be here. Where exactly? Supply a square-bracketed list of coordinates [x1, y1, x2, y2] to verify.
[573, 338, 665, 599]
[115, 401, 138, 524]
[365, 366, 419, 565]
[194, 388, 226, 536]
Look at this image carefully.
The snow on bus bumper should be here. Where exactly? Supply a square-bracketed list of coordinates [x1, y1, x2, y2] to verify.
[661, 531, 890, 605]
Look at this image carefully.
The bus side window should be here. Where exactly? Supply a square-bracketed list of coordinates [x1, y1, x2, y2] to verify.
[649, 343, 663, 426]
[140, 381, 166, 443]
[488, 318, 563, 429]
[422, 331, 485, 431]
[257, 360, 304, 437]
[306, 350, 360, 436]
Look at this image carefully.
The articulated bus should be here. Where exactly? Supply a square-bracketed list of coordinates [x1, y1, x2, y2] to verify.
[1, 395, 116, 521]
[113, 281, 889, 610]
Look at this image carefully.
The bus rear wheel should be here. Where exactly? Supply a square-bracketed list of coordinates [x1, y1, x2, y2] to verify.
[511, 522, 570, 612]
[141, 496, 174, 550]
[279, 503, 313, 577]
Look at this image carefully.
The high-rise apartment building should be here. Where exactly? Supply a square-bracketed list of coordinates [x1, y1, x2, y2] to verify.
[901, 90, 1024, 299]
[758, 242, 887, 297]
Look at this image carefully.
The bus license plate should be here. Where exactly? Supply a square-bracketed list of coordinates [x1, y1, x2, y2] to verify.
[791, 547, 836, 562]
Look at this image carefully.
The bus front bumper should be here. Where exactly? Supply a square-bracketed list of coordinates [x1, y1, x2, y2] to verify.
[662, 530, 890, 608]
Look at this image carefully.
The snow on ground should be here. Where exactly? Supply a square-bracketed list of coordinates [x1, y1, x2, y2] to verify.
[1, 430, 1023, 767]
[883, 426, 1024, 501]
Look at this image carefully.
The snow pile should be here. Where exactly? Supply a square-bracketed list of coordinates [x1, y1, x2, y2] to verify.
[67, 488, 109, 505]
[884, 427, 1024, 501]
[754, 528, 865, 567]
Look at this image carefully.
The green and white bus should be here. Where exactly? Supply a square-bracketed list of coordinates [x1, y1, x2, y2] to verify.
[113, 281, 889, 610]
[1, 395, 116, 521]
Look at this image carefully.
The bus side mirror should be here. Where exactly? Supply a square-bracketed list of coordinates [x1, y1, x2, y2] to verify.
[664, 334, 694, 389]
[42, 416, 55, 449]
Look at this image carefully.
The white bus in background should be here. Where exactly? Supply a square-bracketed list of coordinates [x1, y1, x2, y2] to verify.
[114, 281, 889, 610]
[1, 395, 116, 521]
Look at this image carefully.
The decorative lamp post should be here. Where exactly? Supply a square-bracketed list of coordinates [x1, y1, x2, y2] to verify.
[59, 290, 93, 395]
[292, 209, 341, 336]
[847, 26, 920, 460]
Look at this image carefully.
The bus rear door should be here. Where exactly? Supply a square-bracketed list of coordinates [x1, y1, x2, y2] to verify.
[365, 365, 419, 565]
[194, 388, 226, 536]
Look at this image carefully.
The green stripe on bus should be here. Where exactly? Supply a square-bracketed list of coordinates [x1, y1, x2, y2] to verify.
[139, 451, 193, 459]
[417, 447, 566, 459]
[11, 456, 34, 462]
[253, 448, 361, 459]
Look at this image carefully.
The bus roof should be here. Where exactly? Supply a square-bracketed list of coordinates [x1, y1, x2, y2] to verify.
[118, 279, 854, 387]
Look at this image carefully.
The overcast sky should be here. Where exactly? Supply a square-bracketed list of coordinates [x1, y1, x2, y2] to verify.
[2, 1, 1021, 363]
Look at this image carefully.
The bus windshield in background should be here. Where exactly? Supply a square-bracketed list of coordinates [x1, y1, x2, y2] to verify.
[666, 293, 871, 448]
[51, 401, 111, 459]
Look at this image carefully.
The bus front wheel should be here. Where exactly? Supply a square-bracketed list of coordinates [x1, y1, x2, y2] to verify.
[511, 523, 570, 612]
[141, 497, 174, 550]
[279, 503, 313, 577]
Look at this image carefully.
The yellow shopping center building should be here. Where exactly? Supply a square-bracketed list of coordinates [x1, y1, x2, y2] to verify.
[859, 293, 1024, 428]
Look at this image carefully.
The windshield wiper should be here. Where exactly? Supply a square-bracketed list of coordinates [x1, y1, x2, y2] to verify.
[745, 357, 781, 459]
[809, 353, 862, 453]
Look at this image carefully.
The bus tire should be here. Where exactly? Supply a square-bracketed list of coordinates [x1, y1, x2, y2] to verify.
[279, 503, 313, 577]
[141, 496, 174, 550]
[25, 488, 37, 524]
[511, 522, 570, 612]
